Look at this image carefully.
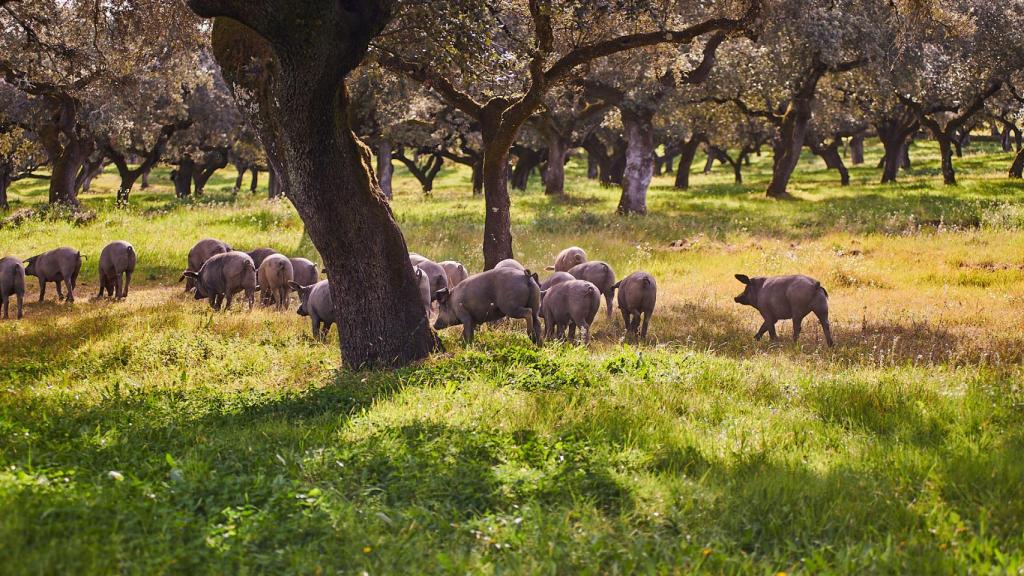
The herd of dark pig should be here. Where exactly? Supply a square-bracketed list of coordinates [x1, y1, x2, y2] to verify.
[0, 241, 834, 347]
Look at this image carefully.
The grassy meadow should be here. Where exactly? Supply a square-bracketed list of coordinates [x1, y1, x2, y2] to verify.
[1, 141, 1023, 574]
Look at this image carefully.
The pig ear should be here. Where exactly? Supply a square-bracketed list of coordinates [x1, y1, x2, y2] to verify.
[735, 274, 750, 285]
[544, 265, 554, 270]
[531, 272, 539, 284]
[433, 287, 449, 304]
[287, 281, 302, 291]
[320, 268, 328, 275]
[181, 271, 199, 280]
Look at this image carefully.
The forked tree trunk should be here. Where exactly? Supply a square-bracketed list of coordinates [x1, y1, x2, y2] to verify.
[937, 135, 956, 185]
[617, 110, 654, 215]
[377, 142, 394, 200]
[510, 147, 542, 191]
[141, 168, 151, 189]
[48, 137, 92, 207]
[766, 99, 812, 198]
[250, 168, 259, 193]
[879, 137, 903, 184]
[849, 134, 865, 165]
[77, 158, 105, 193]
[811, 138, 850, 186]
[674, 135, 703, 190]
[544, 136, 569, 196]
[209, 16, 437, 368]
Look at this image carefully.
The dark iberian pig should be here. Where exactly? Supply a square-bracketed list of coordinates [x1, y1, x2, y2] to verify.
[247, 247, 280, 270]
[0, 256, 25, 319]
[734, 274, 834, 347]
[24, 247, 82, 303]
[494, 258, 525, 271]
[97, 241, 137, 299]
[567, 261, 617, 321]
[289, 280, 335, 340]
[181, 251, 256, 311]
[433, 267, 543, 345]
[289, 258, 319, 288]
[258, 253, 294, 310]
[614, 272, 657, 341]
[439, 260, 469, 288]
[184, 238, 231, 292]
[415, 259, 449, 294]
[540, 271, 574, 291]
[540, 279, 601, 344]
[546, 246, 587, 272]
[415, 266, 432, 317]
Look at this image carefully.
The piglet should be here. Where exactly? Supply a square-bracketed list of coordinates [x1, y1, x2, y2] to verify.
[734, 274, 833, 346]
[540, 279, 601, 344]
[289, 280, 336, 340]
[181, 251, 256, 311]
[434, 267, 542, 345]
[24, 247, 82, 303]
[614, 272, 657, 341]
[0, 256, 26, 319]
[98, 241, 137, 299]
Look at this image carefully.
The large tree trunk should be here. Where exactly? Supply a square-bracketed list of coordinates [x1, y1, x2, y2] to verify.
[878, 136, 903, 184]
[250, 168, 259, 193]
[543, 136, 569, 196]
[377, 141, 394, 200]
[140, 168, 150, 189]
[77, 157, 105, 193]
[0, 169, 10, 210]
[811, 138, 850, 186]
[233, 167, 245, 191]
[617, 110, 654, 215]
[849, 134, 865, 165]
[47, 137, 92, 207]
[193, 151, 228, 194]
[268, 166, 285, 198]
[208, 15, 437, 369]
[174, 158, 194, 198]
[1009, 147, 1024, 178]
[471, 159, 483, 196]
[114, 165, 141, 206]
[766, 101, 812, 198]
[937, 135, 956, 185]
[674, 135, 702, 190]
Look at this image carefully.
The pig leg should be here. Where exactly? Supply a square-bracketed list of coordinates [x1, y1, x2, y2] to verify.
[814, 309, 834, 347]
[754, 318, 774, 340]
[581, 321, 592, 345]
[16, 292, 22, 319]
[63, 276, 74, 303]
[461, 320, 477, 344]
[225, 292, 235, 311]
[123, 271, 132, 298]
[543, 315, 555, 342]
[1, 294, 7, 319]
[246, 288, 255, 311]
[56, 277, 65, 301]
[792, 313, 806, 342]
[38, 279, 46, 302]
[311, 314, 322, 340]
[629, 313, 642, 341]
[321, 321, 333, 340]
[640, 312, 651, 340]
[278, 286, 288, 311]
[507, 306, 539, 345]
[96, 273, 106, 298]
[605, 292, 614, 322]
[567, 322, 577, 342]
[114, 271, 124, 300]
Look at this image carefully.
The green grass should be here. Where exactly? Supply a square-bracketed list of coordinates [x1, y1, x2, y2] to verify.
[1, 140, 1023, 574]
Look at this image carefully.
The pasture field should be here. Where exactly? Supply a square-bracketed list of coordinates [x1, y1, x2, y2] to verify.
[1, 142, 1023, 574]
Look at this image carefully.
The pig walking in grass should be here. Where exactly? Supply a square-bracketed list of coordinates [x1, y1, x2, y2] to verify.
[567, 261, 617, 321]
[614, 272, 657, 341]
[434, 267, 543, 345]
[540, 279, 601, 344]
[734, 274, 834, 347]
[289, 280, 335, 340]
[97, 241, 137, 299]
[439, 260, 469, 288]
[185, 238, 231, 292]
[289, 258, 319, 288]
[258, 253, 294, 310]
[24, 247, 82, 303]
[546, 246, 587, 272]
[0, 256, 25, 319]
[181, 251, 256, 311]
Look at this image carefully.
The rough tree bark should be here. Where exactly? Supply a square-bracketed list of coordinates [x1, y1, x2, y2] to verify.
[543, 135, 570, 196]
[510, 145, 543, 191]
[1010, 148, 1024, 178]
[875, 107, 919, 184]
[765, 62, 827, 198]
[36, 99, 93, 207]
[190, 2, 438, 368]
[617, 109, 655, 214]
